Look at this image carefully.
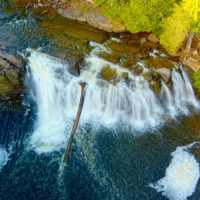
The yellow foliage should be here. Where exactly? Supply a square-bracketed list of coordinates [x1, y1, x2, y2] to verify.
[160, 0, 200, 53]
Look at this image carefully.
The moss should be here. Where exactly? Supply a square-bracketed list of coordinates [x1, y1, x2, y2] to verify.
[0, 74, 23, 98]
[131, 65, 143, 76]
[98, 52, 119, 64]
[120, 55, 137, 70]
[101, 66, 118, 81]
[193, 70, 200, 92]
[143, 56, 174, 70]
[150, 81, 161, 95]
[106, 40, 140, 55]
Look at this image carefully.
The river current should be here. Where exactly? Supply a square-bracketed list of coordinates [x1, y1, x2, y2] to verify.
[1, 1, 200, 200]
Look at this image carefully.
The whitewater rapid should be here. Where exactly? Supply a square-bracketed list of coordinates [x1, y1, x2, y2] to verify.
[26, 43, 199, 153]
[149, 143, 200, 200]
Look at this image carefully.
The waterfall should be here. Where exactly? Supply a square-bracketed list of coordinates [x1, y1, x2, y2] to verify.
[160, 81, 175, 117]
[172, 67, 199, 115]
[26, 46, 199, 153]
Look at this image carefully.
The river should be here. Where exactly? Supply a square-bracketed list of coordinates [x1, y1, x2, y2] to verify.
[0, 1, 200, 200]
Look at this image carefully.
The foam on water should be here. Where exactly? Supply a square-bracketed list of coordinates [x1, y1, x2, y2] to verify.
[149, 143, 200, 200]
[0, 146, 10, 172]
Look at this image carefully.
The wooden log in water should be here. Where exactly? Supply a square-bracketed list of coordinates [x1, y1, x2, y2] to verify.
[63, 82, 87, 162]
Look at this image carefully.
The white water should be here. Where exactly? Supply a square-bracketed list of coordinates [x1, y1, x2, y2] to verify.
[26, 44, 199, 153]
[149, 143, 200, 200]
[0, 147, 10, 172]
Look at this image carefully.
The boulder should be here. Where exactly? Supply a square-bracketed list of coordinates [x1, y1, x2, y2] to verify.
[0, 49, 25, 99]
[154, 68, 171, 81]
[147, 33, 159, 43]
[183, 59, 200, 72]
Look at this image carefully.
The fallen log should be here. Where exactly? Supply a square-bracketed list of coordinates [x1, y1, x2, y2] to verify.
[63, 82, 87, 162]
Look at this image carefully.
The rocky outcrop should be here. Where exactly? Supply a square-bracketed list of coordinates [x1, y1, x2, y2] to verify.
[57, 2, 125, 33]
[0, 49, 25, 99]
[147, 33, 159, 43]
[154, 68, 170, 82]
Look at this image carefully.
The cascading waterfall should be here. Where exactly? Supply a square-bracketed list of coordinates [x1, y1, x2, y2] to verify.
[172, 66, 199, 115]
[160, 81, 175, 117]
[26, 43, 199, 153]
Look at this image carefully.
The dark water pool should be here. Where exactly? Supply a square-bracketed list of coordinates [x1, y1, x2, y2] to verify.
[0, 100, 200, 200]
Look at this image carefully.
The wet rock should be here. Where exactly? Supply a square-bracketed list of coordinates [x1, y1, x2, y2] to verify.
[0, 50, 24, 69]
[143, 56, 174, 70]
[66, 55, 84, 76]
[147, 33, 159, 43]
[101, 66, 117, 81]
[150, 80, 161, 95]
[154, 68, 171, 81]
[41, 14, 110, 44]
[0, 49, 25, 99]
[183, 59, 200, 72]
[98, 52, 119, 64]
[120, 32, 132, 42]
[140, 37, 147, 44]
[163, 115, 173, 123]
[131, 65, 143, 76]
[121, 55, 138, 69]
[143, 71, 153, 81]
[106, 40, 140, 55]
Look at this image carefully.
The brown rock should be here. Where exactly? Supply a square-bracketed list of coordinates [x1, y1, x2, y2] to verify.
[106, 40, 140, 55]
[98, 52, 119, 64]
[183, 59, 200, 72]
[154, 68, 171, 81]
[147, 33, 159, 43]
[140, 37, 147, 44]
[0, 50, 24, 69]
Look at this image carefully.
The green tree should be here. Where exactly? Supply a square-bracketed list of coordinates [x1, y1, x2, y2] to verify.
[160, 0, 200, 53]
[95, 0, 200, 53]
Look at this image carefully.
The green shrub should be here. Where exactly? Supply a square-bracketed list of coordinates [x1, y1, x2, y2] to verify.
[193, 70, 200, 91]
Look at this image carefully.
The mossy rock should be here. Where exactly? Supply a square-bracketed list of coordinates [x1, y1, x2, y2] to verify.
[121, 72, 128, 79]
[142, 56, 174, 70]
[101, 66, 117, 81]
[98, 52, 119, 64]
[142, 71, 153, 82]
[149, 80, 161, 95]
[0, 74, 23, 99]
[131, 65, 143, 76]
[106, 40, 140, 55]
[120, 55, 138, 70]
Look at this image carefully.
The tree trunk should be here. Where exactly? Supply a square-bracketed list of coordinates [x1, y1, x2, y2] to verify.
[63, 82, 87, 163]
[185, 30, 194, 61]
